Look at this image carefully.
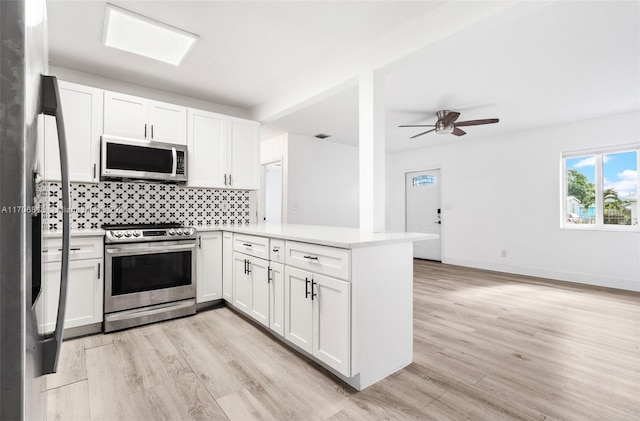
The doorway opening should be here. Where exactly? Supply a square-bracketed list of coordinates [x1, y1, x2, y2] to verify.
[405, 168, 442, 261]
[262, 161, 283, 223]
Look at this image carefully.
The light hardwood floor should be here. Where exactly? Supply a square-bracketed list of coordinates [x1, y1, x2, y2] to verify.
[45, 260, 640, 420]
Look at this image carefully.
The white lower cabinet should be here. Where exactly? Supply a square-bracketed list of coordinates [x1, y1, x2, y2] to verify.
[268, 262, 285, 337]
[284, 266, 351, 376]
[222, 232, 233, 302]
[196, 232, 223, 303]
[43, 258, 103, 333]
[233, 251, 270, 327]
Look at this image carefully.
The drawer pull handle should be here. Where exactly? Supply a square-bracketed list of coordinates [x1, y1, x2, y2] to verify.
[243, 243, 252, 247]
[58, 248, 80, 251]
[311, 279, 317, 301]
[305, 277, 310, 298]
[272, 248, 279, 253]
[303, 255, 318, 261]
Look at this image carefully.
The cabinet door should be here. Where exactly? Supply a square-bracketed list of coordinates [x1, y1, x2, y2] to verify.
[43, 259, 103, 333]
[222, 232, 233, 302]
[249, 257, 269, 327]
[149, 100, 187, 145]
[103, 91, 148, 140]
[44, 81, 102, 183]
[196, 232, 223, 303]
[312, 274, 351, 376]
[269, 262, 285, 337]
[187, 109, 227, 187]
[232, 252, 251, 315]
[228, 118, 260, 189]
[284, 266, 313, 353]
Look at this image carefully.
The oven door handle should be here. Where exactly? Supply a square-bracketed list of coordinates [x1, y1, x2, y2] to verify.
[106, 243, 195, 256]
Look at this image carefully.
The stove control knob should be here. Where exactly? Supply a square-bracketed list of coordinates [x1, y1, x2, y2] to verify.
[133, 230, 141, 237]
[168, 229, 176, 236]
[182, 228, 189, 235]
[176, 229, 184, 235]
[113, 231, 123, 238]
[124, 231, 132, 238]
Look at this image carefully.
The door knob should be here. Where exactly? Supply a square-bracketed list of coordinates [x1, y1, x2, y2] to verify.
[434, 221, 441, 224]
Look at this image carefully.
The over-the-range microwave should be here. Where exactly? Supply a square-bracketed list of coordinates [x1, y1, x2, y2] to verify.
[101, 135, 187, 183]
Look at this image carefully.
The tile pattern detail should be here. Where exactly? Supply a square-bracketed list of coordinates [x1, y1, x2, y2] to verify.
[43, 181, 251, 230]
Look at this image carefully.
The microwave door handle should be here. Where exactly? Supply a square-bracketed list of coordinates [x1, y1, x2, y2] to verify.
[171, 147, 177, 177]
[41, 75, 70, 375]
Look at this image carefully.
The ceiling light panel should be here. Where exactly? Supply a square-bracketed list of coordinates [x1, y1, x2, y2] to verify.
[103, 4, 198, 65]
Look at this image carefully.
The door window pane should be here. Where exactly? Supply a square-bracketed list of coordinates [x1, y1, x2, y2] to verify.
[603, 151, 638, 225]
[413, 175, 436, 186]
[566, 156, 596, 224]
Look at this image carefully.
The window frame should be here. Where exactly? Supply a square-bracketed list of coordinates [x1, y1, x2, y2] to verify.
[561, 143, 640, 231]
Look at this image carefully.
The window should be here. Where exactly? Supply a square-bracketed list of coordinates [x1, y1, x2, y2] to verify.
[413, 175, 436, 186]
[563, 145, 639, 229]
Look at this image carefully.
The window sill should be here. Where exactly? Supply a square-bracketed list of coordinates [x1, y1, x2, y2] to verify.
[562, 224, 640, 233]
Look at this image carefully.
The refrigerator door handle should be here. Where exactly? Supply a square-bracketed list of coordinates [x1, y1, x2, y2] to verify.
[41, 75, 70, 374]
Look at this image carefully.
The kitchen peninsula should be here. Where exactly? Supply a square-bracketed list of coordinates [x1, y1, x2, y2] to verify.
[45, 223, 434, 390]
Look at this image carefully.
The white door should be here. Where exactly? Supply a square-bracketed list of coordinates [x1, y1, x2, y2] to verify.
[103, 91, 148, 140]
[249, 257, 269, 327]
[264, 162, 282, 222]
[196, 232, 223, 303]
[284, 266, 313, 353]
[269, 262, 285, 337]
[312, 274, 350, 376]
[148, 100, 187, 145]
[42, 259, 103, 333]
[187, 109, 227, 188]
[222, 232, 233, 302]
[232, 252, 251, 314]
[406, 169, 442, 260]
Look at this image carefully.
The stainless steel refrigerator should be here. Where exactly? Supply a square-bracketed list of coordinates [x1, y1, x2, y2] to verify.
[1, 0, 71, 419]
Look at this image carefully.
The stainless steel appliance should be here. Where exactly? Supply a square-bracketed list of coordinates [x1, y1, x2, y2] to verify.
[1, 1, 71, 418]
[103, 223, 197, 332]
[101, 135, 188, 183]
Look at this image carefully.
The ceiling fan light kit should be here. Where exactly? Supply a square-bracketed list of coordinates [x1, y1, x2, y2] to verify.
[400, 110, 499, 139]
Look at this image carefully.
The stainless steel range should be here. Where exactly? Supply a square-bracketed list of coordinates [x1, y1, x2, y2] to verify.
[103, 223, 197, 332]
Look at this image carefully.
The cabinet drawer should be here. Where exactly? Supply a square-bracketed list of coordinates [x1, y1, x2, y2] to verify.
[285, 241, 350, 281]
[233, 234, 269, 260]
[270, 239, 285, 263]
[44, 236, 103, 263]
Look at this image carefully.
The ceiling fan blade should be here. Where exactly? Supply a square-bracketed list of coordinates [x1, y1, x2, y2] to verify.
[454, 118, 499, 127]
[441, 111, 460, 126]
[410, 128, 436, 139]
[399, 124, 435, 127]
[452, 127, 466, 136]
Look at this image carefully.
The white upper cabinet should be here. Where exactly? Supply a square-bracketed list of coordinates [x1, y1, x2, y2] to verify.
[187, 111, 260, 189]
[104, 91, 186, 145]
[148, 100, 187, 144]
[228, 118, 260, 190]
[187, 109, 227, 188]
[44, 81, 102, 183]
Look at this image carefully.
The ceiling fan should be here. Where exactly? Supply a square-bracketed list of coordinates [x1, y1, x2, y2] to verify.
[400, 110, 499, 139]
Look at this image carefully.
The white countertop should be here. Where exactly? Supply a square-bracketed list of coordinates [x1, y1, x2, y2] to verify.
[45, 224, 437, 248]
[44, 229, 105, 238]
[196, 223, 437, 249]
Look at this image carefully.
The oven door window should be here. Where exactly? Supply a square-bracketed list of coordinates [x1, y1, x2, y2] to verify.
[111, 251, 191, 295]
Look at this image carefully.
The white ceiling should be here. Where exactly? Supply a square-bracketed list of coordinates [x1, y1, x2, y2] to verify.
[47, 1, 639, 153]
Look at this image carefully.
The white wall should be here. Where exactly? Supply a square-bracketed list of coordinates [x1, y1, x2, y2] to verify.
[387, 111, 640, 291]
[50, 65, 251, 118]
[286, 134, 359, 228]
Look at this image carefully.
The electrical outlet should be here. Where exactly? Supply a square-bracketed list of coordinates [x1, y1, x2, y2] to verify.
[500, 249, 507, 258]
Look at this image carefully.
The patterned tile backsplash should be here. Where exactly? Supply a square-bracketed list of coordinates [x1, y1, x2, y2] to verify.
[43, 181, 252, 230]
